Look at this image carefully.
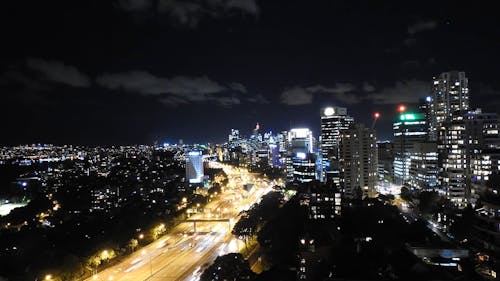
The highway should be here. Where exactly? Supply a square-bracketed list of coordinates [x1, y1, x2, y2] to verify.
[85, 163, 274, 281]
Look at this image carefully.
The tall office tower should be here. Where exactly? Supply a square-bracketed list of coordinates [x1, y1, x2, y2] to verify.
[429, 71, 469, 142]
[377, 141, 394, 183]
[185, 150, 204, 183]
[320, 106, 354, 184]
[287, 128, 316, 183]
[339, 124, 377, 199]
[408, 142, 438, 191]
[393, 112, 427, 186]
[441, 109, 500, 207]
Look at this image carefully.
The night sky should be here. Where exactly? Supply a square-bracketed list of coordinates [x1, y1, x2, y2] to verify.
[2, 0, 500, 145]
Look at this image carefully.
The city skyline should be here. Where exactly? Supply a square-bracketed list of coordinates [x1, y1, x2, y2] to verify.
[2, 1, 500, 144]
[2, 2, 500, 280]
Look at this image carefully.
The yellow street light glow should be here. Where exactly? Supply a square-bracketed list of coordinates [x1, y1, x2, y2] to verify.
[45, 274, 52, 280]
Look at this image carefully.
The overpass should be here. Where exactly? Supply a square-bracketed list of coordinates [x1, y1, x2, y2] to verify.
[180, 218, 232, 233]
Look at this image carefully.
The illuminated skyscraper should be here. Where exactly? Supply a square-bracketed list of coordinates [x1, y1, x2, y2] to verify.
[393, 112, 427, 186]
[287, 128, 316, 183]
[320, 106, 354, 184]
[185, 150, 204, 183]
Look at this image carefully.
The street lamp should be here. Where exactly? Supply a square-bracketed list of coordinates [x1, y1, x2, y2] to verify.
[45, 274, 53, 281]
[101, 250, 109, 260]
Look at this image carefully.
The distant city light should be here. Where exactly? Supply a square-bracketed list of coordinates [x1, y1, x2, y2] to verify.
[290, 128, 311, 138]
[296, 152, 306, 159]
[426, 96, 432, 102]
[374, 112, 380, 119]
[397, 105, 407, 113]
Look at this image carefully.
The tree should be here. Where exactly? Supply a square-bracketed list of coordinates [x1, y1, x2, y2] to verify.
[232, 214, 258, 251]
[418, 191, 440, 215]
[254, 192, 283, 221]
[200, 253, 255, 281]
[127, 239, 138, 252]
[400, 186, 412, 202]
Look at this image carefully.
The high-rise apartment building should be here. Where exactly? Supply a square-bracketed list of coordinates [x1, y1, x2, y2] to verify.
[320, 106, 354, 184]
[339, 124, 377, 199]
[429, 71, 469, 141]
[441, 109, 500, 207]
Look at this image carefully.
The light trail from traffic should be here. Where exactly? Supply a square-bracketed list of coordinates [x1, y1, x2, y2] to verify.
[84, 163, 275, 281]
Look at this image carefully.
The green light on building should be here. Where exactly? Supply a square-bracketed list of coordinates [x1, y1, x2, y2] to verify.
[399, 112, 424, 121]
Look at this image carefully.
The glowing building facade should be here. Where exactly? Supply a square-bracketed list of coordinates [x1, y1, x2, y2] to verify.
[287, 128, 316, 183]
[185, 150, 204, 183]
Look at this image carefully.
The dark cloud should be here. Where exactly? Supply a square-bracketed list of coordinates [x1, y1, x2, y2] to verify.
[368, 79, 430, 104]
[407, 20, 437, 35]
[246, 94, 269, 104]
[281, 83, 361, 105]
[306, 83, 355, 94]
[25, 58, 91, 88]
[280, 86, 314, 106]
[117, 0, 259, 28]
[362, 82, 375, 92]
[96, 70, 254, 106]
[307, 84, 359, 105]
[229, 82, 247, 93]
[117, 0, 152, 11]
[97, 71, 226, 95]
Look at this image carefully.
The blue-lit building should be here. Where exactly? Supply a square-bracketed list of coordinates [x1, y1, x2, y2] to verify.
[185, 150, 204, 183]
